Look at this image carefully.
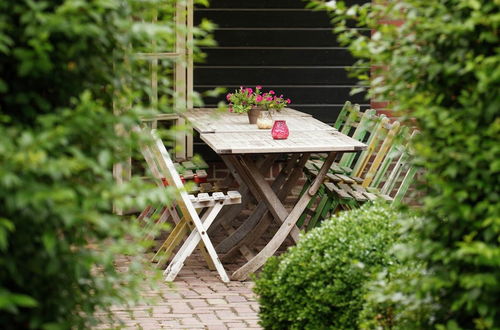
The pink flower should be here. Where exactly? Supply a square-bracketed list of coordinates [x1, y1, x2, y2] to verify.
[226, 93, 232, 101]
[246, 88, 253, 94]
[256, 85, 262, 90]
[266, 97, 273, 101]
[256, 95, 263, 102]
[279, 94, 283, 98]
[286, 98, 291, 104]
[269, 90, 275, 95]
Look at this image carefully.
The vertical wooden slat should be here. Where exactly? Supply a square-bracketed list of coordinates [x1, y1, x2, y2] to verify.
[371, 126, 409, 187]
[338, 108, 376, 169]
[151, 9, 159, 130]
[362, 121, 400, 187]
[351, 116, 389, 177]
[333, 101, 352, 130]
[186, 0, 194, 158]
[175, 0, 187, 160]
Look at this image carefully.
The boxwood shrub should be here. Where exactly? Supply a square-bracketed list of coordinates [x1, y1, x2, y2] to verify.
[254, 203, 406, 329]
[359, 261, 433, 330]
[309, 0, 500, 327]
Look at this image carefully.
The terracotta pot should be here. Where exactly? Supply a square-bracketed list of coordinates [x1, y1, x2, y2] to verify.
[247, 106, 262, 124]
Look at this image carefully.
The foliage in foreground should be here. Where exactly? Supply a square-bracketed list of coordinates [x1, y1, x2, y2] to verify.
[308, 0, 500, 328]
[254, 203, 410, 329]
[0, 0, 213, 328]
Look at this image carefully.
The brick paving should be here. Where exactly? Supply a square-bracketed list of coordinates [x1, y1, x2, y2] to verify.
[102, 184, 300, 329]
[105, 254, 262, 330]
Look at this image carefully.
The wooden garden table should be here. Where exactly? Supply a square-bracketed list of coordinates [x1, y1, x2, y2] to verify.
[183, 108, 366, 280]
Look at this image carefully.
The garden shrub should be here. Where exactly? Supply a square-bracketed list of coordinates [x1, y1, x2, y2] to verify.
[359, 261, 433, 330]
[0, 0, 213, 328]
[254, 203, 406, 329]
[309, 0, 500, 327]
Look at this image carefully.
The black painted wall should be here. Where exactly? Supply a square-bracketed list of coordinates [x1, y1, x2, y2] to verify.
[193, 0, 369, 160]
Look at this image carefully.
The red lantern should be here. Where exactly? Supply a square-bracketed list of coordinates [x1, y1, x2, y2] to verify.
[271, 120, 289, 139]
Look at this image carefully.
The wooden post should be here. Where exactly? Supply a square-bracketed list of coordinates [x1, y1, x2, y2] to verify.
[174, 0, 187, 160]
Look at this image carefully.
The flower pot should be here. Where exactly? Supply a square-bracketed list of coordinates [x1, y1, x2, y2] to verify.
[271, 120, 289, 139]
[247, 106, 262, 124]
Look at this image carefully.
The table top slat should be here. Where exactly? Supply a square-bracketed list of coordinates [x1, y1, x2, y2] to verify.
[183, 108, 366, 155]
[183, 108, 326, 134]
[200, 130, 366, 154]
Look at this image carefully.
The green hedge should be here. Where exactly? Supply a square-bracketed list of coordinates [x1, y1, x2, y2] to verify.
[254, 203, 406, 329]
[308, 0, 500, 327]
[0, 0, 213, 328]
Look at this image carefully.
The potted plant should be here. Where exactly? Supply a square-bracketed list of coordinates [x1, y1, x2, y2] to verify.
[226, 86, 260, 124]
[226, 86, 291, 125]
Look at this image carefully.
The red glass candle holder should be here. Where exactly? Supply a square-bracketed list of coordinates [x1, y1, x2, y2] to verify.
[271, 120, 289, 139]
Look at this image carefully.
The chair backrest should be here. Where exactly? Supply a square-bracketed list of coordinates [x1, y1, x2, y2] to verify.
[140, 137, 165, 188]
[370, 125, 410, 188]
[347, 114, 401, 182]
[338, 108, 378, 169]
[333, 101, 353, 131]
[339, 103, 362, 136]
[360, 119, 401, 187]
[138, 129, 201, 222]
[380, 130, 419, 204]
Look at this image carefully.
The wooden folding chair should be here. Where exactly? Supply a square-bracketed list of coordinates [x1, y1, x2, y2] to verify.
[321, 128, 419, 216]
[300, 115, 417, 229]
[299, 109, 386, 227]
[139, 129, 241, 282]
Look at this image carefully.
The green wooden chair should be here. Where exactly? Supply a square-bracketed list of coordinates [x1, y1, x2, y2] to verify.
[299, 108, 385, 230]
[299, 116, 418, 230]
[325, 129, 419, 207]
[322, 128, 418, 215]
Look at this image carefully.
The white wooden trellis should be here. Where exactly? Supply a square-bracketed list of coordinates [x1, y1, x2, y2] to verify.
[113, 1, 195, 214]
[145, 0, 194, 160]
[125, 0, 194, 159]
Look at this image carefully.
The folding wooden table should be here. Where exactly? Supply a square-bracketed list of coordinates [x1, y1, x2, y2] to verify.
[183, 108, 366, 280]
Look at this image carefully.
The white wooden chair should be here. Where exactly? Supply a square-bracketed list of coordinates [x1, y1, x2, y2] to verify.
[139, 129, 241, 282]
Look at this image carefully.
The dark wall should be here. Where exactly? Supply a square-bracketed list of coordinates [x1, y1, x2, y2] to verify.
[193, 0, 369, 160]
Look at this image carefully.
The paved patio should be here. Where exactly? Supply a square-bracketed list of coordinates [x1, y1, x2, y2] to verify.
[105, 196, 298, 329]
[108, 254, 261, 330]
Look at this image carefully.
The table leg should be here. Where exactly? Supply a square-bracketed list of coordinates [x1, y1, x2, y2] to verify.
[233, 154, 310, 241]
[209, 155, 277, 236]
[217, 154, 300, 254]
[231, 151, 336, 281]
[222, 153, 309, 262]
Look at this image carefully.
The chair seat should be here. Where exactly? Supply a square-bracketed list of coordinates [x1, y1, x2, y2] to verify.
[189, 191, 242, 208]
[324, 181, 393, 202]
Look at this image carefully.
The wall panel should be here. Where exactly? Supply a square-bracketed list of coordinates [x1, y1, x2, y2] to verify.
[194, 0, 369, 160]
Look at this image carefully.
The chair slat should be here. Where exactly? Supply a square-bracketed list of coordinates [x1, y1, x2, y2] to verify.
[338, 109, 377, 169]
[362, 120, 401, 187]
[212, 192, 225, 201]
[333, 101, 352, 130]
[196, 193, 212, 203]
[340, 103, 362, 136]
[325, 182, 352, 199]
[352, 116, 390, 178]
[371, 126, 410, 187]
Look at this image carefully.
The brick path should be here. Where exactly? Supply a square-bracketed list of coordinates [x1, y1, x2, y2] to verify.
[104, 197, 297, 329]
[108, 254, 261, 330]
